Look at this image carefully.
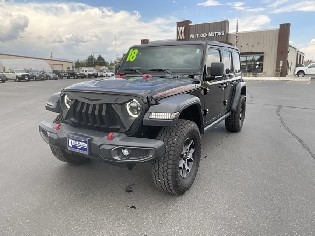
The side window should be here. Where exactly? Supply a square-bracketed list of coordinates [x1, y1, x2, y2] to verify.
[308, 64, 315, 68]
[221, 50, 232, 73]
[207, 48, 221, 66]
[232, 51, 241, 73]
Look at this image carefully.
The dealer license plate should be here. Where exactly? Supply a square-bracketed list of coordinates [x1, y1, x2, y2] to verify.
[67, 135, 90, 155]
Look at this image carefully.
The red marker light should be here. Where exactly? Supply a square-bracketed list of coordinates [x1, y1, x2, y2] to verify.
[142, 74, 152, 79]
[55, 123, 61, 130]
[115, 73, 126, 78]
[107, 132, 114, 141]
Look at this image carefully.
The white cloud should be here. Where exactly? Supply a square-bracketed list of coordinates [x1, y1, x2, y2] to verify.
[246, 7, 265, 12]
[272, 1, 315, 13]
[0, 11, 29, 41]
[228, 2, 246, 10]
[197, 0, 222, 7]
[301, 39, 315, 60]
[0, 2, 176, 61]
[230, 15, 271, 32]
[268, 0, 290, 8]
[227, 2, 265, 12]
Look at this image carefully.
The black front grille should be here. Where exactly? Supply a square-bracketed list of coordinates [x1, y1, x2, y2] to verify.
[69, 100, 124, 131]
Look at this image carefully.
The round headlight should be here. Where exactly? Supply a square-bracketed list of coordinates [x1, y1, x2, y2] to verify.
[64, 94, 72, 109]
[126, 99, 141, 117]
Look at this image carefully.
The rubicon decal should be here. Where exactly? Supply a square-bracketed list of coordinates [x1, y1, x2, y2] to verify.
[153, 84, 197, 99]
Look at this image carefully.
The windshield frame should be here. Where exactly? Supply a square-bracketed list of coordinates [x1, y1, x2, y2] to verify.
[119, 44, 206, 75]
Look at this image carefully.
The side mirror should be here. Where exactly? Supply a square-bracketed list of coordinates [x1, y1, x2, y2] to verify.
[210, 62, 224, 76]
[205, 62, 224, 80]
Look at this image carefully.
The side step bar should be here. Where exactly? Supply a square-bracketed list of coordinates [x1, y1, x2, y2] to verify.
[204, 112, 231, 132]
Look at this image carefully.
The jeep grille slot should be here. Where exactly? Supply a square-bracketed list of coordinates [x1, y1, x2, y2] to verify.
[71, 100, 123, 132]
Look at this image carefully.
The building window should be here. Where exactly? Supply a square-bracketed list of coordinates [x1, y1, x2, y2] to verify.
[240, 53, 264, 73]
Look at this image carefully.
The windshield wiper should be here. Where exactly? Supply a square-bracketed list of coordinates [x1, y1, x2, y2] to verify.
[123, 67, 143, 75]
[149, 68, 173, 76]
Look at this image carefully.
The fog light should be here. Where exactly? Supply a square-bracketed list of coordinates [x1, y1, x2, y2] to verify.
[122, 149, 130, 156]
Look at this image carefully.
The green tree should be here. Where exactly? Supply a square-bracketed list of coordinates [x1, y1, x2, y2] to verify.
[86, 54, 95, 67]
[74, 59, 86, 69]
[95, 54, 108, 67]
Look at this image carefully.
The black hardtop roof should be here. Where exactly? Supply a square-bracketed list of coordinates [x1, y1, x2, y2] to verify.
[133, 40, 239, 51]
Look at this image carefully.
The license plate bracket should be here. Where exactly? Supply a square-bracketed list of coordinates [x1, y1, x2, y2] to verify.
[67, 135, 90, 155]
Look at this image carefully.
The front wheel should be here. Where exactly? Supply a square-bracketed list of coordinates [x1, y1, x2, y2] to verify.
[152, 120, 201, 195]
[225, 95, 246, 132]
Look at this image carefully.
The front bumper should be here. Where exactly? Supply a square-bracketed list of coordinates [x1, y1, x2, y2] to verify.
[39, 121, 164, 163]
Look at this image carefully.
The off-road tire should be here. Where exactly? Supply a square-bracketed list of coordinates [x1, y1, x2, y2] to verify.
[50, 114, 90, 165]
[152, 119, 201, 195]
[225, 95, 246, 132]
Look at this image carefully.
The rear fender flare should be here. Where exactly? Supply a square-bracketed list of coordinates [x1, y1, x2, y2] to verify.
[231, 82, 246, 111]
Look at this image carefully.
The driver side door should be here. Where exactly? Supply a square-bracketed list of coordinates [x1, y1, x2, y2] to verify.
[203, 47, 225, 125]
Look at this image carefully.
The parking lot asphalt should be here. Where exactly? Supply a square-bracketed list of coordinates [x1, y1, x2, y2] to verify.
[0, 78, 314, 235]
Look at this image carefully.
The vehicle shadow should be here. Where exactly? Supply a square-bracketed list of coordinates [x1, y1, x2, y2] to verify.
[51, 124, 230, 205]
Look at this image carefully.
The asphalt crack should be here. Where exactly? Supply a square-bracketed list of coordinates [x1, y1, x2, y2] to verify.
[276, 105, 315, 159]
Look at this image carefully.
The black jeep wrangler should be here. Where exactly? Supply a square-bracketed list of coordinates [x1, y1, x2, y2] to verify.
[39, 41, 246, 195]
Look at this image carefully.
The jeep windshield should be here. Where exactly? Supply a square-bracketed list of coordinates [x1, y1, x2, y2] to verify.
[119, 45, 204, 75]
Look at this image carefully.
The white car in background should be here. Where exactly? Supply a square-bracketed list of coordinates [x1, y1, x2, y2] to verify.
[3, 69, 30, 82]
[104, 70, 114, 77]
[97, 70, 105, 77]
[295, 63, 315, 77]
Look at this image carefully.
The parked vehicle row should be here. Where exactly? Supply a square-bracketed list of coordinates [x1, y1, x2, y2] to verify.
[1, 68, 116, 83]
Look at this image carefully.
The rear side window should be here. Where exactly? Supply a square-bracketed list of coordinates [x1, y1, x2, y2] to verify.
[232, 51, 241, 73]
[207, 48, 221, 66]
[222, 50, 232, 73]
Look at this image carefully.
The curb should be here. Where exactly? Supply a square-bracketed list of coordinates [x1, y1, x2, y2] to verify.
[243, 77, 311, 82]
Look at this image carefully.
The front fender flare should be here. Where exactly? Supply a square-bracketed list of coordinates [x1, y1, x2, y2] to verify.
[45, 92, 61, 113]
[143, 94, 201, 126]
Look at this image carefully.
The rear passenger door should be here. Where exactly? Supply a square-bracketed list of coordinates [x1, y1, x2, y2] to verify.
[222, 50, 242, 112]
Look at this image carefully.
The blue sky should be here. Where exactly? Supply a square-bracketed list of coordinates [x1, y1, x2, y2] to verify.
[1, 0, 314, 60]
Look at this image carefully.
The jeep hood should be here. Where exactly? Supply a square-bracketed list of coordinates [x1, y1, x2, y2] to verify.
[64, 76, 199, 99]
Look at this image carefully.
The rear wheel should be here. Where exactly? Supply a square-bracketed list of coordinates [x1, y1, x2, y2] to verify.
[50, 115, 90, 165]
[225, 95, 246, 132]
[152, 120, 201, 195]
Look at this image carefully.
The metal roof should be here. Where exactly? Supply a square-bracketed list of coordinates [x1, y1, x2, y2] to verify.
[134, 40, 239, 51]
[0, 59, 52, 72]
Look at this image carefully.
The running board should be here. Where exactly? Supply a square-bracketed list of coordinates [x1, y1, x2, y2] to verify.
[204, 112, 231, 132]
